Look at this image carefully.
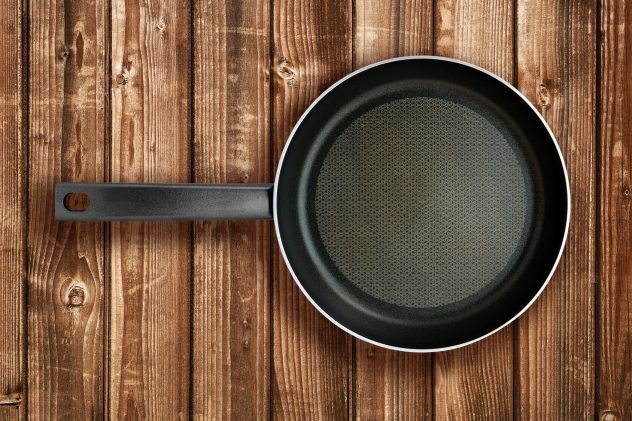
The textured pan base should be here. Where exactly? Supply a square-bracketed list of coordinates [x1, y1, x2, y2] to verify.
[315, 96, 534, 308]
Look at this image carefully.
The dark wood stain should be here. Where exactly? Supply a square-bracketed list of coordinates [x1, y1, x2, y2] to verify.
[191, 0, 270, 418]
[0, 0, 628, 419]
[27, 0, 106, 418]
[0, 0, 24, 418]
[108, 0, 192, 419]
[353, 1, 433, 419]
[433, 0, 515, 419]
[516, 0, 597, 419]
[599, 0, 632, 420]
[271, 0, 353, 419]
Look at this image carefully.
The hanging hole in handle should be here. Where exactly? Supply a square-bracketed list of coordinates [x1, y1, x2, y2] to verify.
[63, 192, 90, 212]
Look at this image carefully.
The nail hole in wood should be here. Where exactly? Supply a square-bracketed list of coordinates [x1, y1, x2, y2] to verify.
[63, 192, 90, 212]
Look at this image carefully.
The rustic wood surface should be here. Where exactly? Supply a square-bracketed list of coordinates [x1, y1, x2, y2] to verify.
[0, 0, 24, 419]
[599, 0, 632, 420]
[192, 0, 270, 419]
[109, 0, 192, 418]
[1, 0, 629, 419]
[28, 0, 107, 418]
[433, 0, 515, 419]
[271, 1, 353, 419]
[516, 0, 596, 419]
[353, 1, 434, 420]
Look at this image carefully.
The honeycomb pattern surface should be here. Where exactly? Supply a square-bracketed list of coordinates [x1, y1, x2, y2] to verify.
[314, 96, 533, 308]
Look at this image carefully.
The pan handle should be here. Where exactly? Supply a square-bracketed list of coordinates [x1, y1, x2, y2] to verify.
[55, 183, 274, 221]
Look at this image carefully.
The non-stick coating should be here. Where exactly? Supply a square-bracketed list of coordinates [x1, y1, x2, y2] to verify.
[275, 58, 568, 350]
[315, 95, 534, 309]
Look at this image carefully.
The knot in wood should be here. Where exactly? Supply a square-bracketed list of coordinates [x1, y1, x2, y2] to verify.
[277, 59, 296, 81]
[115, 73, 128, 86]
[537, 79, 556, 109]
[537, 83, 551, 108]
[367, 347, 374, 358]
[58, 46, 70, 61]
[67, 284, 86, 307]
[600, 410, 618, 421]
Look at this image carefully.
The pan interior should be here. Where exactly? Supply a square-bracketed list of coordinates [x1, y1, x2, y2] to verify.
[313, 95, 535, 309]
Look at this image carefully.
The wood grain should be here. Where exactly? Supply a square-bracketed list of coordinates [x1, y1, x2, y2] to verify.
[191, 0, 270, 419]
[109, 0, 191, 418]
[433, 0, 515, 419]
[0, 0, 24, 418]
[27, 0, 107, 417]
[516, 0, 596, 419]
[271, 0, 353, 419]
[598, 0, 632, 419]
[10, 0, 632, 418]
[354, 344, 432, 420]
[354, 0, 433, 66]
[434, 0, 514, 78]
[352, 1, 433, 419]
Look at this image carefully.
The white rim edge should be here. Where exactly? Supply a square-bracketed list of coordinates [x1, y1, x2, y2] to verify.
[272, 55, 572, 353]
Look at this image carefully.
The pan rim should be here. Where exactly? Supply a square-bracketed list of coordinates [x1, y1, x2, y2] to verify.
[273, 55, 571, 353]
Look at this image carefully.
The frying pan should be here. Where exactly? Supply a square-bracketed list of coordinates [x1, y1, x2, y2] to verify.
[55, 56, 570, 352]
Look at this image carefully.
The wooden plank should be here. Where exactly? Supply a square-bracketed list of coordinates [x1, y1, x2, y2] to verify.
[191, 0, 270, 419]
[354, 345, 432, 420]
[434, 0, 514, 78]
[0, 0, 24, 418]
[516, 0, 596, 419]
[27, 0, 107, 417]
[108, 0, 192, 418]
[352, 1, 433, 419]
[271, 0, 353, 419]
[433, 0, 514, 419]
[598, 0, 632, 419]
[354, 0, 433, 64]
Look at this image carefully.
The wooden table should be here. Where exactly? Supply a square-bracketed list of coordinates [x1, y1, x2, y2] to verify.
[0, 0, 629, 419]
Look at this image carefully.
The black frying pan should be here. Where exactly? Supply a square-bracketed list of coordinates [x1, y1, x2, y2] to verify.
[55, 57, 570, 352]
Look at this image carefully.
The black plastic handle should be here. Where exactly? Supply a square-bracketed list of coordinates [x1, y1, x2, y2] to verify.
[55, 183, 274, 221]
